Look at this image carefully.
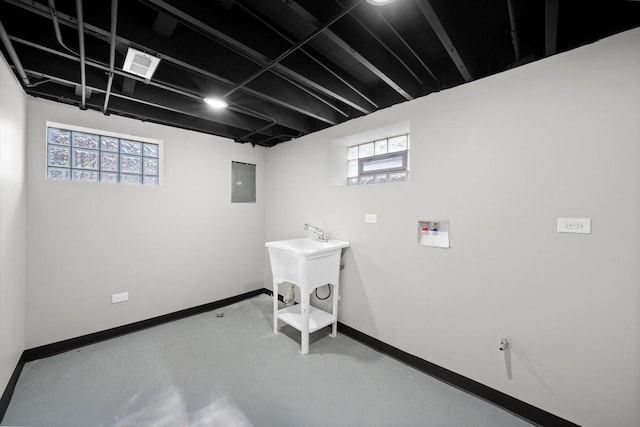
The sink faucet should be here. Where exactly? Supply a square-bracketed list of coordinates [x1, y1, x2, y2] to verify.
[304, 223, 329, 242]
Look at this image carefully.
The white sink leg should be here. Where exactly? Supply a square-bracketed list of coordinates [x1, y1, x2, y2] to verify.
[331, 282, 339, 337]
[300, 289, 310, 355]
[273, 281, 279, 334]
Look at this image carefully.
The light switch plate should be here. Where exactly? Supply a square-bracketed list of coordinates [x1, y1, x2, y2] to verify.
[557, 218, 591, 234]
[365, 214, 377, 224]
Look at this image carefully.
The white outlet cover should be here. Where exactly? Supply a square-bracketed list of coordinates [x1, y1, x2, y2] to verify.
[557, 218, 591, 234]
[111, 292, 129, 304]
[365, 214, 377, 224]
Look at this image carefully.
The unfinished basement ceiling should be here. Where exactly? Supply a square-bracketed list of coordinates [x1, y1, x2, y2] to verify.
[1, 0, 639, 147]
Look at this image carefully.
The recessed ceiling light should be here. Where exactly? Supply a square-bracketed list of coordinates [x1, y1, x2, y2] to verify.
[367, 0, 394, 5]
[204, 97, 228, 109]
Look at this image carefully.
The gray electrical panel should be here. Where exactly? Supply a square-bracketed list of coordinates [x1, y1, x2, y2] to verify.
[231, 161, 256, 203]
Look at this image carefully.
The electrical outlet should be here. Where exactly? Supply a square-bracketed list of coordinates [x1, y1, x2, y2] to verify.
[365, 214, 378, 224]
[111, 292, 129, 304]
[557, 218, 591, 234]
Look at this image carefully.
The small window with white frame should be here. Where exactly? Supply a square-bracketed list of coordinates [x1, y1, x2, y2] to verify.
[347, 134, 409, 185]
[46, 122, 162, 185]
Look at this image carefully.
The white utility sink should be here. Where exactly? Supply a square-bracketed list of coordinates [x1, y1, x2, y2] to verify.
[266, 237, 350, 259]
[266, 237, 350, 354]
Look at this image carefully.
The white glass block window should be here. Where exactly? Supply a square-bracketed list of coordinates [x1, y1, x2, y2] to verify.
[347, 160, 358, 178]
[101, 153, 119, 172]
[72, 132, 99, 149]
[388, 171, 407, 182]
[143, 176, 159, 185]
[48, 128, 71, 146]
[120, 155, 142, 174]
[72, 149, 99, 170]
[143, 143, 159, 158]
[101, 136, 119, 152]
[48, 167, 70, 180]
[46, 124, 161, 186]
[72, 170, 99, 182]
[388, 135, 408, 153]
[121, 174, 142, 185]
[120, 140, 142, 155]
[101, 172, 118, 184]
[374, 139, 387, 155]
[48, 145, 70, 167]
[360, 175, 374, 185]
[375, 174, 387, 184]
[346, 133, 409, 185]
[143, 158, 158, 175]
[358, 142, 375, 158]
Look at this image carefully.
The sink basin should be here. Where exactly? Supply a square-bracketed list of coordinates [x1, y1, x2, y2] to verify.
[265, 238, 350, 259]
[265, 238, 349, 290]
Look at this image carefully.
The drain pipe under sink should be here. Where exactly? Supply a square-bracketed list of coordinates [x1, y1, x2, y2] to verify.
[284, 284, 296, 307]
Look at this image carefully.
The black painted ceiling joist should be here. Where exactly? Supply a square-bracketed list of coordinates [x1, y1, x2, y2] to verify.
[1, 0, 638, 147]
[102, 0, 118, 114]
[281, 0, 416, 102]
[0, 18, 29, 85]
[4, 0, 339, 131]
[12, 42, 300, 145]
[152, 12, 178, 38]
[222, 0, 363, 99]
[234, 1, 378, 110]
[22, 75, 259, 143]
[335, 0, 429, 94]
[355, 1, 440, 88]
[545, 0, 560, 56]
[414, 0, 472, 82]
[27, 83, 276, 147]
[116, 11, 347, 126]
[141, 0, 374, 116]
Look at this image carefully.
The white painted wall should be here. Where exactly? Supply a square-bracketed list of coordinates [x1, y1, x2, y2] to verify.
[265, 29, 640, 427]
[0, 55, 27, 393]
[26, 99, 267, 348]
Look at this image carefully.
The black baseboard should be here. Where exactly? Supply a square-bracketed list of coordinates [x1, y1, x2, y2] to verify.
[0, 288, 264, 422]
[3, 287, 578, 426]
[262, 287, 282, 302]
[0, 353, 27, 422]
[267, 286, 577, 425]
[23, 288, 265, 362]
[336, 322, 579, 427]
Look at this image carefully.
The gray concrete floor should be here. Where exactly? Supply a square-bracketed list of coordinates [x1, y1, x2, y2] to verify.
[2, 295, 532, 426]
